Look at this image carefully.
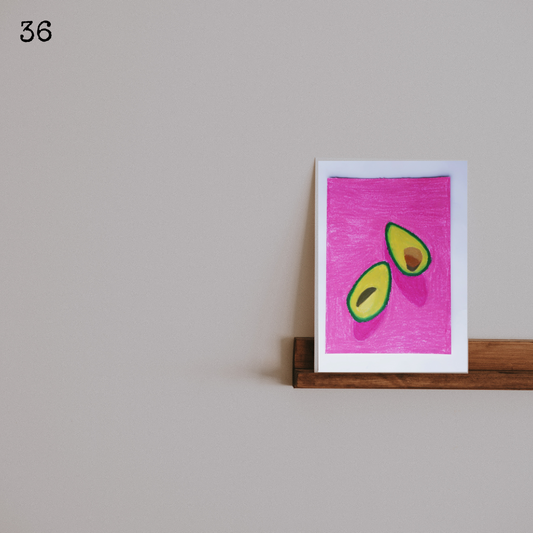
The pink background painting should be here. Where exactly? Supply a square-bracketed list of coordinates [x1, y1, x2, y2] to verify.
[326, 176, 451, 354]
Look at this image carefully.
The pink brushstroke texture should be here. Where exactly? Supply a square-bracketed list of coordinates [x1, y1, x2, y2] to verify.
[326, 177, 451, 354]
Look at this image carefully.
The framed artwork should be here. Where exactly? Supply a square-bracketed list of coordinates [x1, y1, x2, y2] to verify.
[315, 160, 467, 373]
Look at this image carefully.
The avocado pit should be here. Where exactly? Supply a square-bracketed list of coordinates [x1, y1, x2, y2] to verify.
[356, 287, 377, 307]
[404, 247, 423, 272]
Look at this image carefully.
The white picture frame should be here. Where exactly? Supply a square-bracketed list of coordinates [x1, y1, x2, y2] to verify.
[315, 160, 468, 373]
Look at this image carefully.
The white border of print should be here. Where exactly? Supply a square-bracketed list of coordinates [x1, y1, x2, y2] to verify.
[315, 160, 468, 373]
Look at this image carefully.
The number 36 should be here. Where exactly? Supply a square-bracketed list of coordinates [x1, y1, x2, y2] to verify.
[20, 21, 52, 42]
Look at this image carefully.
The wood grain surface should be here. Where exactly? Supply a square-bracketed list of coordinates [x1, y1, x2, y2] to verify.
[293, 338, 533, 390]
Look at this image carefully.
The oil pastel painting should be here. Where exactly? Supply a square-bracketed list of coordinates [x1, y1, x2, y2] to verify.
[326, 176, 451, 354]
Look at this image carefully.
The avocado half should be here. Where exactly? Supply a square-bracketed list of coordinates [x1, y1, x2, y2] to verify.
[347, 261, 391, 322]
[385, 222, 431, 276]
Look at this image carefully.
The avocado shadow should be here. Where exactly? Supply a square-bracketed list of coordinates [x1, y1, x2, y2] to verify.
[352, 305, 388, 340]
[383, 240, 428, 307]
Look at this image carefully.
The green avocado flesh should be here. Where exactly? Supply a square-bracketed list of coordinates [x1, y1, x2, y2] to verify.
[347, 262, 391, 322]
[385, 222, 431, 276]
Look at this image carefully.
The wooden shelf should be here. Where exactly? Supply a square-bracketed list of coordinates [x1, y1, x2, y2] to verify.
[293, 338, 533, 390]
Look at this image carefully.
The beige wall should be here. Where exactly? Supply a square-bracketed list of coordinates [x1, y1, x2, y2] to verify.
[1, 0, 532, 531]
